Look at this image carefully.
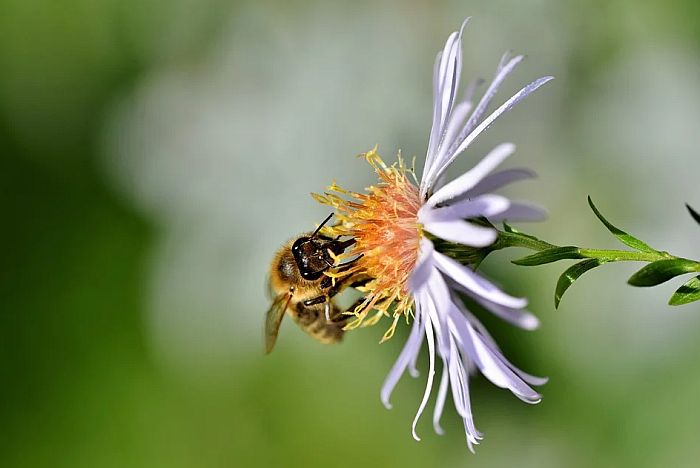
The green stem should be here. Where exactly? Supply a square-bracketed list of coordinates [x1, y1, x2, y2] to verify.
[436, 221, 700, 271]
[492, 230, 557, 252]
[491, 226, 700, 266]
[577, 248, 671, 263]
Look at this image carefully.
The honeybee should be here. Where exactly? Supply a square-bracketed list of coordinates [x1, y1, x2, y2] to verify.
[265, 214, 367, 353]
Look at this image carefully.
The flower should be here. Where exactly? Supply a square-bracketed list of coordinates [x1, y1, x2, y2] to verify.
[314, 18, 552, 451]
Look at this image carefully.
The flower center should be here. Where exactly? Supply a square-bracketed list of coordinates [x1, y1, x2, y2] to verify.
[313, 148, 422, 341]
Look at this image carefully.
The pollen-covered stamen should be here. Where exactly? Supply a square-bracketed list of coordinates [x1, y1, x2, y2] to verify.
[313, 148, 422, 340]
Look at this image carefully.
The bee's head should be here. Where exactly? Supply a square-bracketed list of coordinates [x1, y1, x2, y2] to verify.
[291, 214, 357, 281]
[291, 236, 332, 281]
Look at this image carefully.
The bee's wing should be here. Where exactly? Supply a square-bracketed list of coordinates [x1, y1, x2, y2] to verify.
[265, 293, 292, 354]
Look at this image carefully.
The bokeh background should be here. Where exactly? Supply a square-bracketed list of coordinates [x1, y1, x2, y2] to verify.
[3, 0, 700, 467]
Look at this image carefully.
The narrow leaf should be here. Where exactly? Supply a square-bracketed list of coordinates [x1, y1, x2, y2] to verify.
[628, 258, 700, 287]
[686, 204, 700, 226]
[502, 221, 541, 241]
[512, 246, 584, 266]
[669, 276, 700, 306]
[555, 259, 604, 308]
[502, 221, 518, 234]
[587, 196, 656, 253]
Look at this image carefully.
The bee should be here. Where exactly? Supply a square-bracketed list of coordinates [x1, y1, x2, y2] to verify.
[265, 214, 367, 353]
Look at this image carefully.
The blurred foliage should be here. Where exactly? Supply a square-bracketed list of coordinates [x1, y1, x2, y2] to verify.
[2, 1, 700, 467]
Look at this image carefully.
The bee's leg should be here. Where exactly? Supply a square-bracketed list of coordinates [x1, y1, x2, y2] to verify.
[334, 238, 356, 251]
[300, 294, 333, 321]
[319, 263, 357, 291]
[303, 295, 327, 307]
[326, 274, 371, 299]
[333, 253, 363, 273]
[320, 275, 333, 289]
[329, 296, 367, 325]
[349, 277, 371, 289]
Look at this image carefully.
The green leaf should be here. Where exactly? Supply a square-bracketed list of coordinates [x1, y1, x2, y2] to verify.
[628, 258, 700, 287]
[669, 276, 700, 306]
[686, 203, 700, 226]
[587, 196, 656, 253]
[502, 221, 542, 241]
[555, 259, 604, 309]
[512, 246, 584, 266]
[502, 221, 518, 234]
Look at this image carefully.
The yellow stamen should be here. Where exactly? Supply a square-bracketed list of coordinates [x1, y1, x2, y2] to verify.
[314, 147, 423, 340]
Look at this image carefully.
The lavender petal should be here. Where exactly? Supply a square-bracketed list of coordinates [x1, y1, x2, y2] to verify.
[431, 76, 555, 187]
[432, 358, 450, 435]
[488, 201, 548, 222]
[449, 307, 542, 403]
[432, 251, 527, 308]
[426, 143, 516, 207]
[465, 167, 537, 197]
[380, 306, 425, 409]
[411, 301, 437, 441]
[423, 219, 497, 247]
[421, 194, 510, 222]
[449, 279, 540, 330]
[408, 237, 435, 291]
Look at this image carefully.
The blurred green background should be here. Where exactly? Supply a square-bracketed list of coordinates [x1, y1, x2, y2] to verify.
[2, 0, 700, 467]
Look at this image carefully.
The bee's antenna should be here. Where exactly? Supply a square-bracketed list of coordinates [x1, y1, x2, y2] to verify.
[310, 213, 334, 239]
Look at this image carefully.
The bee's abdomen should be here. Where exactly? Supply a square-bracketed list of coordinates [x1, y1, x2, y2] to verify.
[309, 321, 344, 344]
[293, 302, 346, 345]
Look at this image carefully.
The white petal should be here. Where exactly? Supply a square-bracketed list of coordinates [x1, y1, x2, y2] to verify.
[447, 277, 540, 330]
[467, 292, 537, 329]
[450, 296, 548, 386]
[454, 55, 524, 149]
[408, 238, 435, 292]
[423, 21, 469, 181]
[411, 298, 437, 442]
[437, 36, 461, 130]
[423, 219, 497, 247]
[464, 168, 537, 197]
[447, 339, 468, 418]
[432, 358, 450, 435]
[424, 50, 444, 172]
[424, 269, 453, 351]
[461, 307, 548, 386]
[449, 309, 542, 403]
[432, 101, 472, 169]
[447, 336, 481, 449]
[422, 54, 524, 192]
[426, 143, 516, 207]
[380, 309, 425, 409]
[497, 50, 513, 71]
[488, 202, 548, 222]
[480, 302, 540, 330]
[421, 19, 470, 195]
[420, 194, 510, 223]
[468, 330, 544, 401]
[429, 76, 555, 189]
[432, 251, 527, 308]
[426, 77, 484, 194]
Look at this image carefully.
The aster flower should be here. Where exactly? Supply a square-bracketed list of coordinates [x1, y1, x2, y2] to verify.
[314, 18, 553, 451]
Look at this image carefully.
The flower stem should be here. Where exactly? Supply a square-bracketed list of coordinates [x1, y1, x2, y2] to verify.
[577, 248, 672, 263]
[433, 218, 700, 307]
[491, 230, 556, 252]
[495, 228, 690, 265]
[442, 199, 700, 307]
